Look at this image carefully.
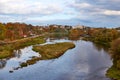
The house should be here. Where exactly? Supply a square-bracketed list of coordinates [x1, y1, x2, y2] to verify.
[74, 25, 85, 29]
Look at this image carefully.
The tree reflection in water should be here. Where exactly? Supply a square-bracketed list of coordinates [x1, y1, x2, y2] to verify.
[92, 42, 109, 52]
[13, 49, 22, 58]
[0, 50, 22, 69]
[0, 59, 6, 69]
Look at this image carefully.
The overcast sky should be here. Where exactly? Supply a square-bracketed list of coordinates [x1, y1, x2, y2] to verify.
[0, 0, 120, 27]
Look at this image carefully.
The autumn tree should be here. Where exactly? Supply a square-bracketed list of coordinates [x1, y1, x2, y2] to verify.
[90, 28, 119, 45]
[0, 23, 6, 40]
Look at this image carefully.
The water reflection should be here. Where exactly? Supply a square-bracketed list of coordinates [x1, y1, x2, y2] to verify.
[13, 50, 22, 58]
[0, 50, 22, 69]
[86, 43, 111, 80]
[0, 39, 112, 80]
[0, 59, 6, 69]
[0, 49, 22, 69]
[92, 43, 109, 52]
[46, 37, 68, 42]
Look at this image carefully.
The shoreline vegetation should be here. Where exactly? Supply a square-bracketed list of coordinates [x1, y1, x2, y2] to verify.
[106, 38, 120, 80]
[82, 28, 120, 80]
[19, 42, 75, 68]
[0, 36, 45, 59]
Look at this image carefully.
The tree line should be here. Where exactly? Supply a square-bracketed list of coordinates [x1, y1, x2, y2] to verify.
[0, 22, 44, 41]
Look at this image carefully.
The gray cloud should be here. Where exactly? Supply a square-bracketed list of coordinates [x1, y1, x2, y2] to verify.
[0, 0, 120, 27]
[71, 0, 120, 15]
[68, 0, 120, 27]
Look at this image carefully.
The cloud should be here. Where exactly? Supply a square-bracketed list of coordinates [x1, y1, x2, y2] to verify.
[0, 0, 63, 15]
[0, 14, 28, 23]
[0, 0, 120, 27]
[102, 10, 120, 16]
[67, 0, 120, 27]
[70, 2, 92, 9]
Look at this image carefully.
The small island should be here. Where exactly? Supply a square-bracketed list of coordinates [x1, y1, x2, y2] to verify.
[33, 42, 75, 60]
[19, 42, 75, 68]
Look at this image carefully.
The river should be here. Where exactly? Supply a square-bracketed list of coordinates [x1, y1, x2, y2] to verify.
[0, 39, 112, 80]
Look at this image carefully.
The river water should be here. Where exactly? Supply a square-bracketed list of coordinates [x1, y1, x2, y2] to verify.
[0, 39, 112, 80]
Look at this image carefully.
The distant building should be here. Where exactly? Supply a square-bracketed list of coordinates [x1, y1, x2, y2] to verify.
[59, 25, 65, 29]
[74, 25, 85, 29]
[117, 30, 120, 32]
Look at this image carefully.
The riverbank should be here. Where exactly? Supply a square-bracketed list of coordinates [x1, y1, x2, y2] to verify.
[106, 65, 120, 80]
[33, 42, 75, 59]
[19, 42, 75, 68]
[0, 39, 112, 80]
[0, 36, 45, 59]
[83, 37, 120, 80]
[106, 38, 120, 80]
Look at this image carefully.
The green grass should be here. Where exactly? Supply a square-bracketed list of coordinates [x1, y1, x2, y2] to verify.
[19, 57, 41, 68]
[106, 66, 120, 80]
[20, 62, 28, 67]
[0, 44, 13, 59]
[106, 38, 120, 80]
[18, 42, 75, 68]
[106, 59, 120, 80]
[13, 36, 45, 49]
[0, 36, 45, 59]
[33, 42, 75, 59]
[0, 37, 75, 70]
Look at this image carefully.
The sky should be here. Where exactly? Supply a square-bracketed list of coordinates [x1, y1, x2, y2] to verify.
[0, 0, 120, 27]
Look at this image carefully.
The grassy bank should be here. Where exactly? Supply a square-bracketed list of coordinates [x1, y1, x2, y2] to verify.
[106, 64, 120, 80]
[19, 42, 75, 68]
[0, 36, 45, 59]
[83, 37, 111, 47]
[84, 37, 119, 80]
[33, 42, 75, 59]
[106, 38, 120, 80]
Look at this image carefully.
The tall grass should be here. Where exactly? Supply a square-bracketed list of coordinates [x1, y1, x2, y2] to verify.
[0, 36, 45, 59]
[17, 42, 75, 68]
[33, 42, 75, 59]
